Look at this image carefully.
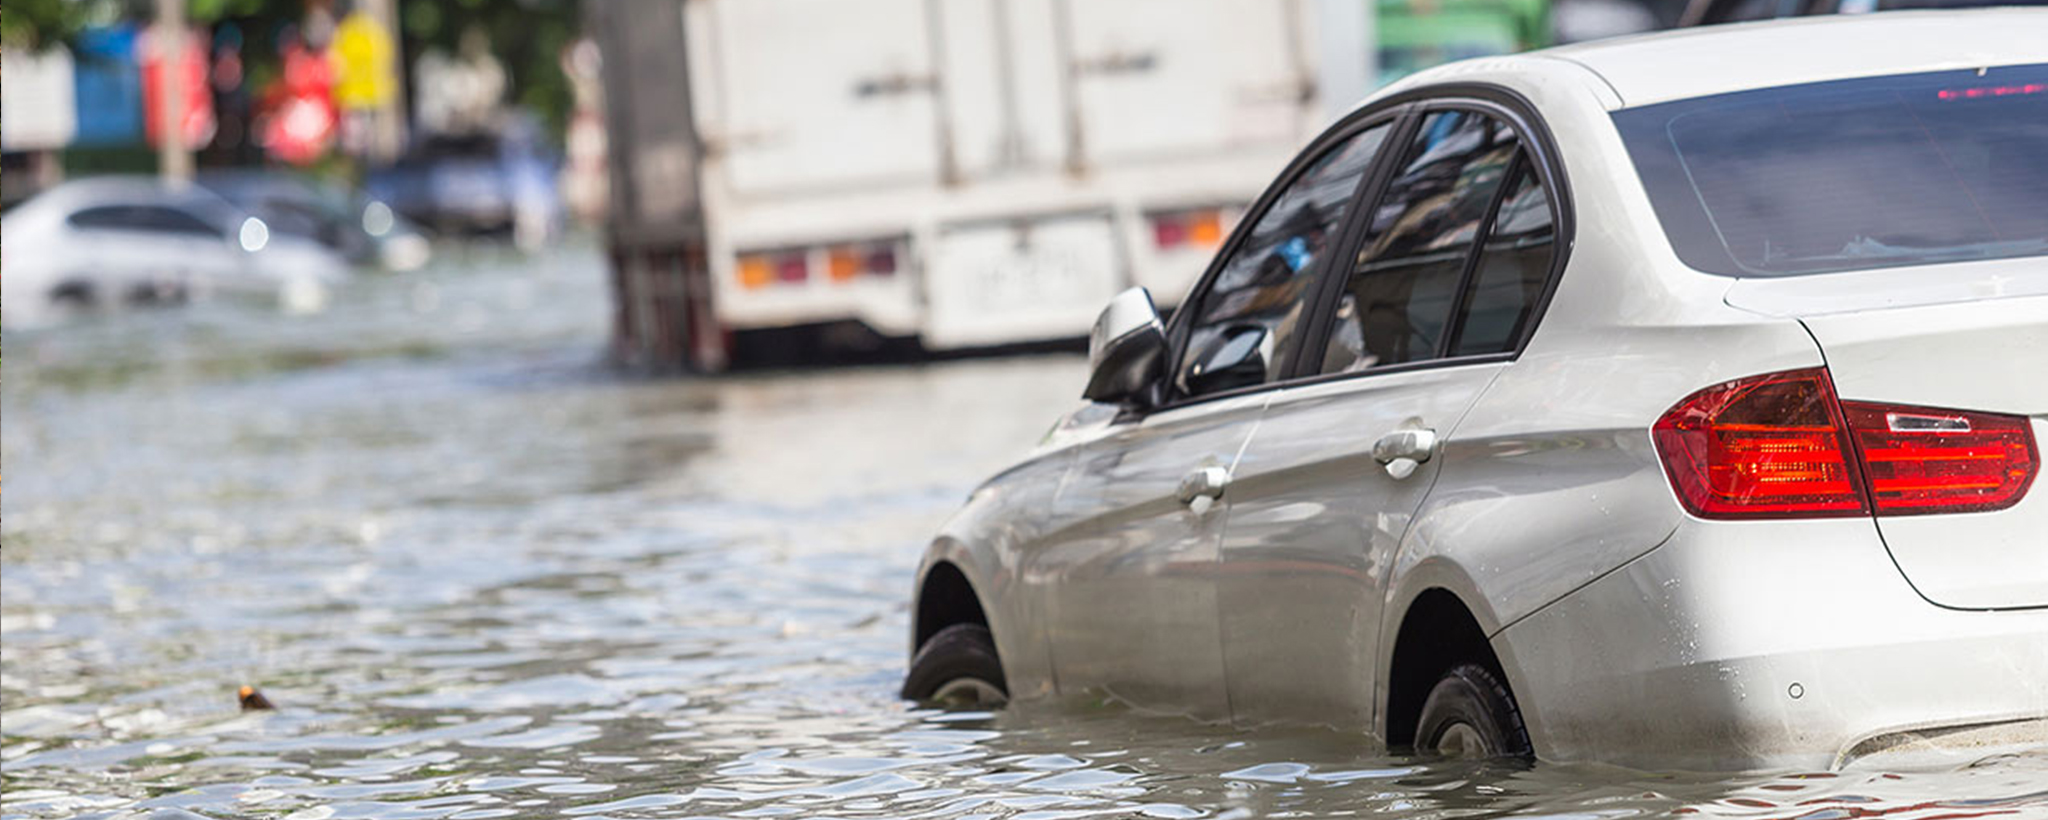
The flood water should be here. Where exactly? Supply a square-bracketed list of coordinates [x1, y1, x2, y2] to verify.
[5, 240, 2046, 820]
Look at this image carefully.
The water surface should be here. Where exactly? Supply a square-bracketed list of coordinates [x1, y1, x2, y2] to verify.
[5, 240, 2045, 819]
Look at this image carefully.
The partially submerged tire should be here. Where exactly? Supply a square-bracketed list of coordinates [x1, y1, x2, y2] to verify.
[1415, 663, 1532, 759]
[901, 623, 1008, 708]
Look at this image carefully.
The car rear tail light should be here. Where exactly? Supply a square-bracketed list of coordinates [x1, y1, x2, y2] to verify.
[1654, 368, 2038, 519]
[1840, 402, 2038, 515]
[1653, 368, 1868, 519]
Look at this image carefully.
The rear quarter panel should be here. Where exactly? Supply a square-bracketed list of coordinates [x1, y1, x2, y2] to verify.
[1377, 61, 1831, 708]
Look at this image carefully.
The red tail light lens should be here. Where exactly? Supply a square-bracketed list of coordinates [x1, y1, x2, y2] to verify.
[1655, 367, 2039, 519]
[1653, 368, 1869, 519]
[1841, 402, 2038, 515]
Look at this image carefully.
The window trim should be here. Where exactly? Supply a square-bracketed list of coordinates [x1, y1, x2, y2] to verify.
[1278, 87, 1576, 393]
[1137, 104, 1422, 418]
[1124, 83, 1575, 421]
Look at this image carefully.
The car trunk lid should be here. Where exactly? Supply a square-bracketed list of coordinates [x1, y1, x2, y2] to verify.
[1729, 263, 2048, 610]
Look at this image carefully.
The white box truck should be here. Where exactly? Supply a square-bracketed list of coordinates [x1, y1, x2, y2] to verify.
[675, 0, 1349, 356]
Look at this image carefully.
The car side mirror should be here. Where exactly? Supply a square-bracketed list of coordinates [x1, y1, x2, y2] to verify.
[1184, 324, 1268, 396]
[1083, 287, 1167, 405]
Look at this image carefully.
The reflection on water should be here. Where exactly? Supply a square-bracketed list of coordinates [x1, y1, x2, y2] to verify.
[4, 239, 2046, 820]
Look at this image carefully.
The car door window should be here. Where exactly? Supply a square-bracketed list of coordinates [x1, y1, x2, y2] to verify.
[68, 206, 142, 231]
[68, 205, 221, 239]
[1175, 122, 1392, 399]
[1446, 160, 1555, 356]
[1319, 110, 1521, 374]
[140, 207, 224, 238]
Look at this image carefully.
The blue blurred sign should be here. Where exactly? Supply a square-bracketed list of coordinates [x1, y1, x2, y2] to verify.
[73, 26, 145, 146]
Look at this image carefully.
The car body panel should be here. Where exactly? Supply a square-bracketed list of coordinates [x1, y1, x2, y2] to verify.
[1028, 391, 1269, 720]
[1723, 257, 2048, 318]
[1499, 514, 2048, 770]
[1540, 9, 2048, 108]
[920, 445, 1082, 702]
[1219, 361, 1504, 729]
[1800, 293, 2047, 610]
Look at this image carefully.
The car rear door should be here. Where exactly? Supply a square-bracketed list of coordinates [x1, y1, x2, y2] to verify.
[1216, 104, 1568, 728]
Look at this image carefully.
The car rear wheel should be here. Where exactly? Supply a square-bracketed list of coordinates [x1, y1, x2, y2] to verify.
[901, 623, 1008, 708]
[1415, 663, 1531, 758]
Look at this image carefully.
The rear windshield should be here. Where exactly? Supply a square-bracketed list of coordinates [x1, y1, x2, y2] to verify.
[1614, 64, 2048, 277]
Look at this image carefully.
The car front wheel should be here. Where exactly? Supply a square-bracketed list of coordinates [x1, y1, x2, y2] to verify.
[900, 623, 1008, 708]
[1414, 663, 1532, 758]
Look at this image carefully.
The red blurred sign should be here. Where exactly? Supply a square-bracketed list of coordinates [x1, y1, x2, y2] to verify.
[260, 42, 339, 165]
[140, 26, 215, 149]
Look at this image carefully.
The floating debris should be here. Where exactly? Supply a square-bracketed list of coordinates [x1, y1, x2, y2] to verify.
[238, 685, 275, 711]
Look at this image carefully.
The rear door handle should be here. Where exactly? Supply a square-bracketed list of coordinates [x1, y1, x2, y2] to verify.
[1176, 466, 1231, 506]
[1372, 428, 1438, 466]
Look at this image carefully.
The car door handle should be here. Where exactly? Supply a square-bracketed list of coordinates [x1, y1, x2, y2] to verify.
[1372, 428, 1438, 465]
[1176, 466, 1231, 505]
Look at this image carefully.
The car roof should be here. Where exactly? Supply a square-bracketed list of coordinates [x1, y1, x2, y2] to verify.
[1525, 8, 2047, 108]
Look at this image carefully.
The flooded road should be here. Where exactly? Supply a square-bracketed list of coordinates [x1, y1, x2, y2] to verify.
[5, 241, 2046, 820]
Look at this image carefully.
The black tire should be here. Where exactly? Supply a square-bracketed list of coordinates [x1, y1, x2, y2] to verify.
[1414, 663, 1532, 759]
[900, 623, 1008, 708]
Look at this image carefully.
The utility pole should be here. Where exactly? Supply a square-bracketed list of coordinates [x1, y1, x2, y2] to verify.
[156, 0, 193, 182]
[362, 0, 407, 164]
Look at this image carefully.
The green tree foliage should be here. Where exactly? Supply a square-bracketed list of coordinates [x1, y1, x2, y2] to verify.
[2, 0, 94, 51]
[402, 0, 581, 140]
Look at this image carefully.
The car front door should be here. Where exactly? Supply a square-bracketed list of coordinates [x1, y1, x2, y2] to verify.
[1216, 103, 1566, 731]
[1032, 115, 1398, 718]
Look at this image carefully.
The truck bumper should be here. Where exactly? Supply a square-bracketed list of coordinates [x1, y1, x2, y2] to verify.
[1494, 516, 2048, 771]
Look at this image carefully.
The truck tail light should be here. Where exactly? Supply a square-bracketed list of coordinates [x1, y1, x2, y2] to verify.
[1150, 208, 1226, 250]
[775, 253, 808, 283]
[744, 241, 899, 289]
[1653, 367, 2038, 519]
[826, 242, 898, 281]
[1840, 402, 2038, 515]
[738, 254, 774, 289]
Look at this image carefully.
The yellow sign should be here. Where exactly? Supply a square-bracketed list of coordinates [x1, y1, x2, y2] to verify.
[331, 11, 396, 110]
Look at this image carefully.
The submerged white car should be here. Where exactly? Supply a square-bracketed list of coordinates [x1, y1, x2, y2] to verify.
[902, 12, 2048, 771]
[2, 176, 346, 326]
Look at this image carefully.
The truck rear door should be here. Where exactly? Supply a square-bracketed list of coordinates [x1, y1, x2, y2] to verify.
[692, 0, 944, 197]
[1061, 0, 1313, 168]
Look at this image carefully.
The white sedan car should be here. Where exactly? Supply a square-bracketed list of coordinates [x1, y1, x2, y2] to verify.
[901, 11, 2048, 771]
[2, 176, 347, 326]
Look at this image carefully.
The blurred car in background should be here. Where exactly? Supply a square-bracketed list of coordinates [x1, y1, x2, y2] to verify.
[1680, 0, 2046, 25]
[364, 116, 563, 251]
[199, 170, 434, 273]
[2, 176, 346, 326]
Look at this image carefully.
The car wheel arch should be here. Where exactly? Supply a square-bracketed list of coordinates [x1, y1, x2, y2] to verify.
[1378, 576, 1523, 750]
[913, 556, 993, 654]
